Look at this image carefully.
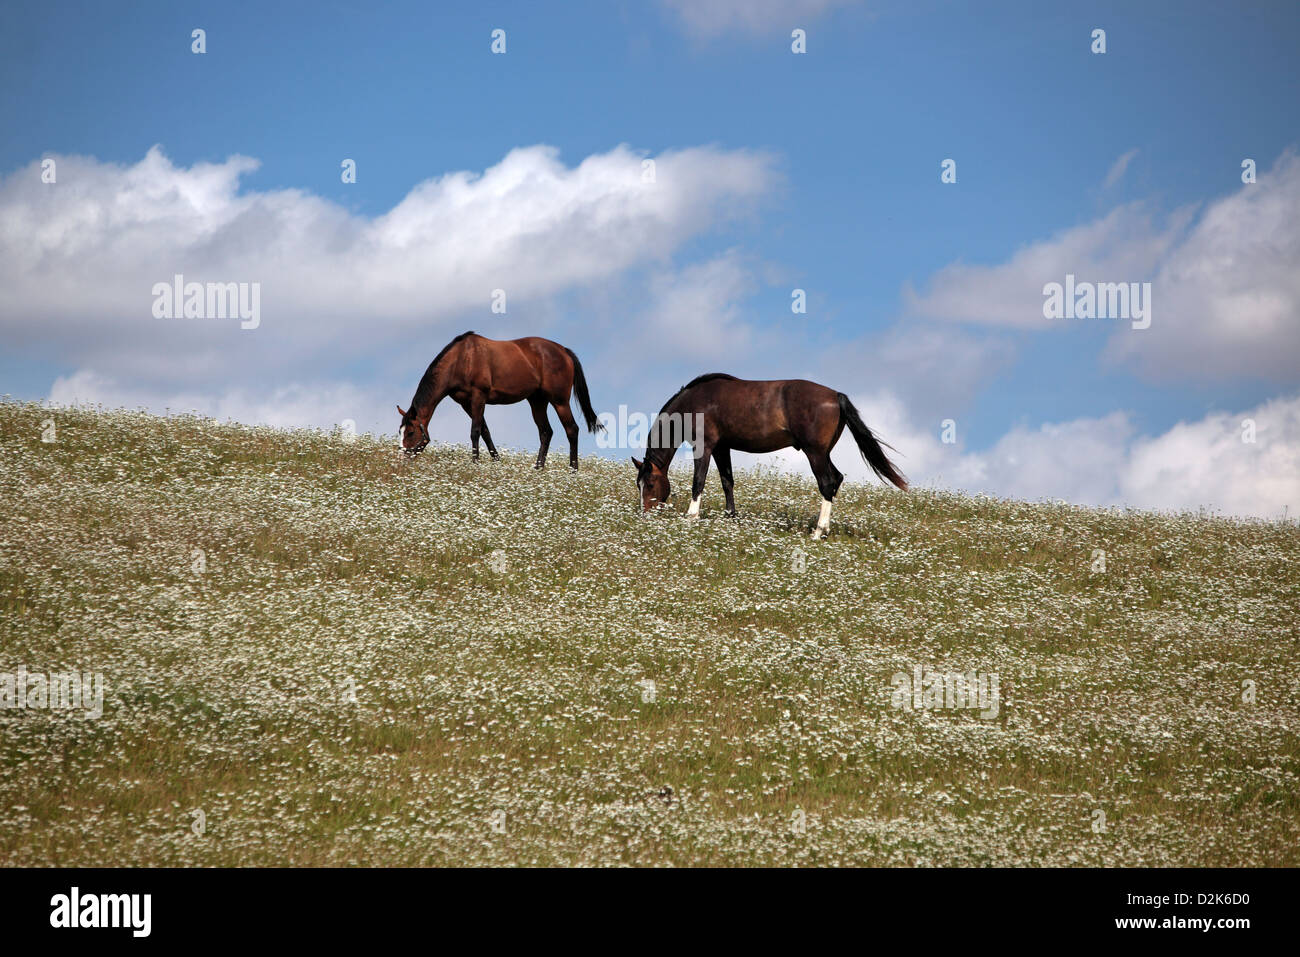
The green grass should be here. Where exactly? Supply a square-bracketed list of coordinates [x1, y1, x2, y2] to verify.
[1, 400, 1297, 866]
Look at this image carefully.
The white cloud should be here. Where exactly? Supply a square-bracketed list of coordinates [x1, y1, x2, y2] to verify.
[1117, 396, 1300, 517]
[47, 369, 373, 434]
[1106, 151, 1300, 381]
[902, 150, 1300, 383]
[635, 250, 758, 359]
[659, 0, 861, 37]
[903, 202, 1188, 329]
[733, 391, 1300, 520]
[828, 323, 1017, 425]
[0, 143, 778, 388]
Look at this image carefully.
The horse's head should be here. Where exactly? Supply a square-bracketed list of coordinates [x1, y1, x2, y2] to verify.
[397, 406, 429, 457]
[631, 457, 670, 512]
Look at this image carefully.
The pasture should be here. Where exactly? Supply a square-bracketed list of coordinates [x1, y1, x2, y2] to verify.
[1, 401, 1297, 866]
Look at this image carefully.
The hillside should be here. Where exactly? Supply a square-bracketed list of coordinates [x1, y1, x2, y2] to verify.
[1, 400, 1297, 866]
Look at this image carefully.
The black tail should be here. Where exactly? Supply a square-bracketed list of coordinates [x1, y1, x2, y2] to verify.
[566, 348, 604, 433]
[837, 393, 908, 490]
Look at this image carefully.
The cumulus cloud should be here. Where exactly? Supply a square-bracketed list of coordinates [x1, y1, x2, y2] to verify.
[821, 323, 1017, 425]
[1116, 397, 1300, 517]
[634, 250, 759, 360]
[1106, 151, 1300, 381]
[47, 369, 372, 434]
[733, 391, 1300, 520]
[903, 150, 1300, 383]
[902, 202, 1189, 329]
[0, 143, 778, 388]
[659, 0, 861, 37]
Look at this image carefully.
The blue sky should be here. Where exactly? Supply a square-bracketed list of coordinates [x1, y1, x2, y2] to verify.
[2, 1, 1298, 515]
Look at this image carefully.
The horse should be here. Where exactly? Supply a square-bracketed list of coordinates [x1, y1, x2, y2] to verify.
[398, 331, 604, 468]
[632, 374, 907, 539]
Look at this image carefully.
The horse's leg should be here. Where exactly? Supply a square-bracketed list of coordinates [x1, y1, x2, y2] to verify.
[460, 392, 493, 460]
[528, 395, 553, 469]
[479, 416, 500, 460]
[553, 402, 580, 470]
[459, 396, 500, 460]
[713, 446, 737, 516]
[465, 392, 488, 462]
[805, 449, 844, 540]
[687, 440, 714, 519]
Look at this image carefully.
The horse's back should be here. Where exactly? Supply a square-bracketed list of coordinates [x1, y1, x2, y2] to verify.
[688, 377, 840, 452]
[696, 376, 838, 411]
[471, 335, 570, 402]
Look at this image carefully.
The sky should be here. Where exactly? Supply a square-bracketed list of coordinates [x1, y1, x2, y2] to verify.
[1, 0, 1298, 517]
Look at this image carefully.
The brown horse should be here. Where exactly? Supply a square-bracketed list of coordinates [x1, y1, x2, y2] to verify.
[398, 331, 603, 468]
[632, 374, 907, 538]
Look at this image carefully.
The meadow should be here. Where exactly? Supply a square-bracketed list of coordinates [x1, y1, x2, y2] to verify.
[1, 400, 1297, 866]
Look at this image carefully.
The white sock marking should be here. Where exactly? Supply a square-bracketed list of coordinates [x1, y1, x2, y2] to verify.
[687, 494, 702, 518]
[812, 499, 832, 539]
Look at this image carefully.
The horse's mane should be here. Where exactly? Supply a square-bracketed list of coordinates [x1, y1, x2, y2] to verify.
[412, 331, 475, 410]
[656, 372, 738, 415]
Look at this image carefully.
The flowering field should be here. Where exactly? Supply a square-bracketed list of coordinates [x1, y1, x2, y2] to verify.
[1, 401, 1297, 866]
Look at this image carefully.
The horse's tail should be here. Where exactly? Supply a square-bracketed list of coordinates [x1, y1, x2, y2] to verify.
[565, 347, 605, 433]
[837, 393, 908, 490]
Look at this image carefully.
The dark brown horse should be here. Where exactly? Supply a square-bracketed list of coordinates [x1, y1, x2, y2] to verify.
[399, 332, 603, 468]
[632, 374, 907, 538]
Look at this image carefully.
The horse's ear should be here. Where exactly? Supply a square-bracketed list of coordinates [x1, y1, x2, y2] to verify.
[397, 405, 407, 418]
[631, 457, 643, 471]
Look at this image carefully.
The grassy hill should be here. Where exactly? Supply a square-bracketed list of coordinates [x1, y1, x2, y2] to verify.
[1, 400, 1297, 866]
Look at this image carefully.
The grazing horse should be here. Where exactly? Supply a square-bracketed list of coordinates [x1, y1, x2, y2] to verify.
[632, 374, 907, 539]
[398, 331, 603, 468]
